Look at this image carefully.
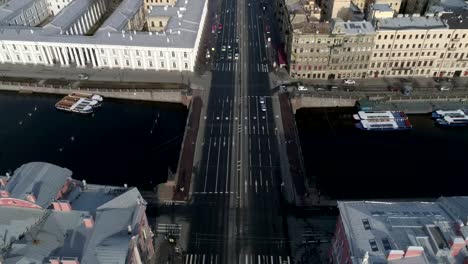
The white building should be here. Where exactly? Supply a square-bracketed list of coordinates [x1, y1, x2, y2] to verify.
[0, 0, 207, 72]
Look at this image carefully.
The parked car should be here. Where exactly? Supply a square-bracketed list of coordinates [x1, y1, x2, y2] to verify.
[261, 104, 267, 112]
[298, 85, 308, 91]
[343, 79, 355, 85]
[439, 85, 451, 91]
[259, 96, 265, 104]
[316, 87, 326, 91]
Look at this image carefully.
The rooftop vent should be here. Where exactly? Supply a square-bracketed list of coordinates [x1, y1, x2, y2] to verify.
[30, 29, 34, 34]
[166, 37, 170, 43]
[149, 32, 153, 35]
[130, 36, 133, 41]
[164, 5, 168, 10]
[127, 225, 132, 234]
[26, 193, 36, 203]
[48, 257, 60, 264]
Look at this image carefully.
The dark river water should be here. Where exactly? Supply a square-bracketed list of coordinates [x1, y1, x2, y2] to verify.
[296, 107, 468, 200]
[0, 92, 187, 190]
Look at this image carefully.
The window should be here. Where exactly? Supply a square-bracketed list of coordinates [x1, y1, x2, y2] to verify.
[151, 21, 155, 27]
[114, 59, 118, 65]
[137, 60, 141, 66]
[171, 51, 175, 57]
[160, 51, 163, 57]
[149, 60, 153, 67]
[148, 51, 151, 56]
[126, 60, 129, 66]
[161, 61, 165, 68]
[184, 62, 188, 69]
[136, 50, 139, 56]
[183, 52, 187, 58]
[172, 62, 176, 68]
[159, 21, 163, 27]
[102, 58, 107, 65]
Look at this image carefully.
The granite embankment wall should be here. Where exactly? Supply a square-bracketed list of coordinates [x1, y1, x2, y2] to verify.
[0, 81, 188, 105]
[290, 95, 357, 112]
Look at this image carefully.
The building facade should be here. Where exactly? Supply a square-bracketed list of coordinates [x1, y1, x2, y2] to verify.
[0, 0, 207, 72]
[290, 20, 374, 79]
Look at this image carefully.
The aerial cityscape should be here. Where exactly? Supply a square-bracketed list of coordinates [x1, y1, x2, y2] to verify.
[0, 0, 467, 262]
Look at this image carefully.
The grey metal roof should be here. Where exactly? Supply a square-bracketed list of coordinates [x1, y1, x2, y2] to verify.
[332, 20, 375, 35]
[6, 162, 72, 208]
[0, 207, 44, 250]
[440, 10, 468, 29]
[0, 0, 35, 24]
[337, 200, 466, 264]
[96, 0, 143, 33]
[44, 0, 100, 33]
[372, 3, 394, 11]
[0, 0, 206, 49]
[378, 15, 447, 30]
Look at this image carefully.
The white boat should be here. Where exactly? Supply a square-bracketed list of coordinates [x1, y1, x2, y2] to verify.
[353, 111, 408, 121]
[431, 109, 466, 119]
[356, 118, 413, 131]
[436, 115, 468, 127]
[55, 95, 100, 114]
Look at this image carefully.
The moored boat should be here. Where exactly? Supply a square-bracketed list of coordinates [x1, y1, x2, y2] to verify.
[431, 109, 465, 119]
[435, 115, 468, 127]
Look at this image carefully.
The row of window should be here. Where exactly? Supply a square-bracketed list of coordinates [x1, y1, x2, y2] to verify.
[375, 42, 468, 50]
[373, 51, 467, 59]
[101, 58, 189, 69]
[371, 60, 467, 69]
[294, 37, 373, 45]
[377, 33, 466, 40]
[100, 48, 189, 58]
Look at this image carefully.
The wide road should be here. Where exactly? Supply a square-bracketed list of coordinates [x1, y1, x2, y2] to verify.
[185, 0, 291, 261]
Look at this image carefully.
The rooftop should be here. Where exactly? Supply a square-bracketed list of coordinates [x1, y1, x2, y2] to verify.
[372, 3, 394, 12]
[337, 198, 468, 264]
[377, 15, 447, 30]
[332, 20, 375, 35]
[293, 21, 331, 34]
[0, 0, 35, 24]
[44, 0, 97, 33]
[440, 10, 468, 29]
[0, 162, 150, 264]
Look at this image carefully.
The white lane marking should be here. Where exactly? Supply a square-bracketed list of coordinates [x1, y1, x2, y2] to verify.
[266, 180, 269, 192]
[214, 136, 222, 193]
[255, 180, 258, 193]
[203, 137, 212, 192]
[260, 170, 263, 186]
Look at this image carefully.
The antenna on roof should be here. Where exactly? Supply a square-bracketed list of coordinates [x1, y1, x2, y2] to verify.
[82, 179, 87, 188]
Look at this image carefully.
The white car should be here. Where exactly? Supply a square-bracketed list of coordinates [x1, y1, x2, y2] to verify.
[343, 79, 355, 85]
[298, 85, 308, 91]
[439, 86, 450, 91]
[259, 96, 265, 104]
[78, 74, 89, 80]
[261, 104, 267, 112]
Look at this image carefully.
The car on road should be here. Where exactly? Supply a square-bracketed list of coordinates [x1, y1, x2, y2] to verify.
[227, 53, 232, 60]
[221, 45, 226, 52]
[78, 74, 89, 80]
[234, 53, 239, 60]
[259, 96, 265, 104]
[316, 86, 326, 91]
[261, 104, 267, 112]
[298, 86, 308, 91]
[438, 85, 451, 91]
[343, 79, 355, 85]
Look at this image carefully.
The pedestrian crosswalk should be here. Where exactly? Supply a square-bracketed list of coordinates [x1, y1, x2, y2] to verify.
[184, 254, 292, 264]
[213, 62, 270, 72]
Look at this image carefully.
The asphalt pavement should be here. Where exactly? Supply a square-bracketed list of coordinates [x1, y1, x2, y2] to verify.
[184, 0, 292, 262]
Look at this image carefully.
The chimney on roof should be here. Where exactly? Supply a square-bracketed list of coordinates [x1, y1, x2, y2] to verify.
[149, 32, 153, 36]
[83, 216, 94, 228]
[0, 190, 9, 198]
[404, 246, 424, 258]
[130, 36, 133, 41]
[48, 257, 60, 264]
[167, 37, 170, 43]
[164, 5, 168, 10]
[387, 250, 405, 260]
[127, 225, 132, 234]
[178, 30, 181, 35]
[0, 178, 7, 186]
[30, 29, 34, 34]
[450, 237, 465, 256]
[26, 193, 36, 203]
[60, 257, 80, 264]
